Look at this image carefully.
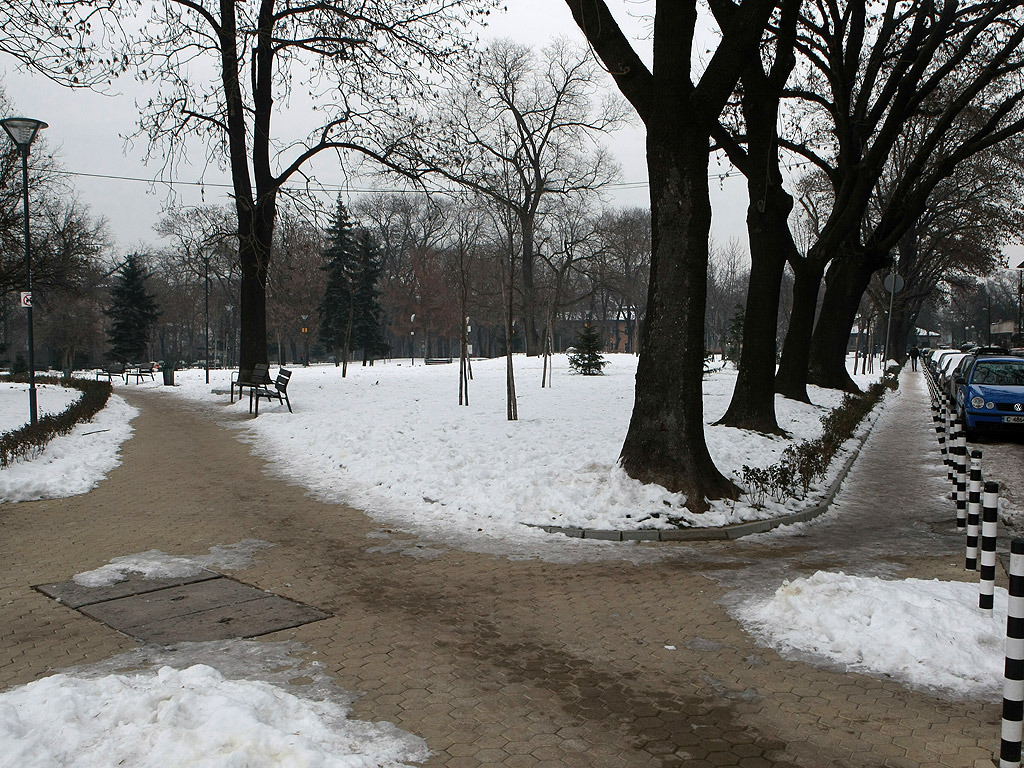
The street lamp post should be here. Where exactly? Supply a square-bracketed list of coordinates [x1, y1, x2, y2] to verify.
[1017, 259, 1024, 348]
[300, 314, 309, 366]
[204, 254, 210, 383]
[1, 117, 47, 426]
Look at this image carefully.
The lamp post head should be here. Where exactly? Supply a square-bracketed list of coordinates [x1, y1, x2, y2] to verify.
[0, 118, 47, 151]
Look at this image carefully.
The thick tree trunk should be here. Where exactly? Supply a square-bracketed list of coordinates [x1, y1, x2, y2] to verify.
[716, 183, 794, 434]
[807, 250, 888, 391]
[619, 125, 737, 509]
[774, 259, 825, 403]
[236, 198, 274, 372]
[519, 215, 541, 356]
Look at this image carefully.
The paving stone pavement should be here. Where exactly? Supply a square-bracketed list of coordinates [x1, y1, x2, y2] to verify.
[0, 370, 1008, 767]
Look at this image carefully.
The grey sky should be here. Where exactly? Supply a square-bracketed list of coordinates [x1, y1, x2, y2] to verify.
[0, 0, 754, 255]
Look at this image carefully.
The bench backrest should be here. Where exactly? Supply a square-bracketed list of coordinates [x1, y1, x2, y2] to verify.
[106, 363, 125, 374]
[252, 362, 271, 384]
[275, 368, 291, 391]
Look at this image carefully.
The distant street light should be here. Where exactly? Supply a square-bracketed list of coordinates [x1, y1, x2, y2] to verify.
[204, 253, 210, 383]
[410, 313, 416, 366]
[1017, 259, 1024, 348]
[225, 304, 234, 367]
[1, 117, 47, 426]
[300, 314, 309, 366]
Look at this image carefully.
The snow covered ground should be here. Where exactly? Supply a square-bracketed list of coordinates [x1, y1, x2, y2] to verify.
[0, 381, 137, 503]
[0, 381, 80, 432]
[740, 571, 1008, 699]
[2, 355, 1012, 765]
[0, 639, 429, 768]
[1, 355, 876, 529]
[157, 354, 878, 538]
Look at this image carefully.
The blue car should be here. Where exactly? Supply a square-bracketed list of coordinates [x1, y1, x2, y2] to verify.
[956, 355, 1024, 438]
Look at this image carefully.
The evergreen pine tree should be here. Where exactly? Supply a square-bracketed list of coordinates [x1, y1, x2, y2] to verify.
[105, 254, 160, 363]
[351, 230, 389, 364]
[318, 199, 360, 370]
[568, 321, 608, 375]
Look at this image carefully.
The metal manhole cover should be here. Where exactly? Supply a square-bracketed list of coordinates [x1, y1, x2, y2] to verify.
[34, 574, 329, 644]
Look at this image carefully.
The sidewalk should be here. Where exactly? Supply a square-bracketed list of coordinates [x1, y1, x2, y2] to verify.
[0, 371, 1002, 767]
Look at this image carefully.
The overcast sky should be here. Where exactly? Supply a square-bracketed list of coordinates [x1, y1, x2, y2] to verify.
[0, 0, 755, 255]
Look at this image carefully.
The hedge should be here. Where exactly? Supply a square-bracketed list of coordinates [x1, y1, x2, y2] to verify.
[0, 376, 113, 469]
[740, 370, 900, 507]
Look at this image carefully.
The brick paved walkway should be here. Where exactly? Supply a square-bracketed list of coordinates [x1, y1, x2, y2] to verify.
[0, 371, 1003, 767]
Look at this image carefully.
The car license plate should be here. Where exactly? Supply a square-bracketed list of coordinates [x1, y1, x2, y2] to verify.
[1005, 415, 1024, 424]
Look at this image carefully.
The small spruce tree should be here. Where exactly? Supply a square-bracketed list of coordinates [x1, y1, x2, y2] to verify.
[105, 254, 160, 363]
[318, 199, 360, 374]
[351, 230, 389, 365]
[568, 322, 608, 375]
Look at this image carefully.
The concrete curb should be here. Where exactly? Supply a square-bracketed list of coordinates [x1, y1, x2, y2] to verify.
[529, 401, 882, 543]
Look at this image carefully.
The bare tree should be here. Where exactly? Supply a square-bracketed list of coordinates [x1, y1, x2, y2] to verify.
[772, 0, 1024, 397]
[561, 0, 780, 507]
[109, 0, 494, 372]
[413, 37, 627, 356]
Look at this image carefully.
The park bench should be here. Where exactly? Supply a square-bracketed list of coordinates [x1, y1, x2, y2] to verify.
[126, 364, 157, 384]
[231, 363, 271, 403]
[251, 368, 292, 416]
[96, 363, 126, 382]
[425, 357, 453, 365]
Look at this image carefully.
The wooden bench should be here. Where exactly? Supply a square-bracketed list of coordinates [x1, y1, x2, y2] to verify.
[251, 368, 292, 416]
[126, 365, 157, 384]
[96, 363, 126, 382]
[231, 363, 270, 403]
[425, 358, 453, 365]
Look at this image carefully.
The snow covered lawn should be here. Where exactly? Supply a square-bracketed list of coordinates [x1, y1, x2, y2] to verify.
[156, 354, 877, 542]
[0, 381, 80, 432]
[0, 382, 137, 504]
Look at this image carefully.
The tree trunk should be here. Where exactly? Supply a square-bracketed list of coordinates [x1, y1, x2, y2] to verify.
[619, 125, 737, 509]
[236, 197, 275, 372]
[716, 183, 794, 434]
[807, 250, 889, 391]
[519, 214, 541, 356]
[774, 259, 825, 403]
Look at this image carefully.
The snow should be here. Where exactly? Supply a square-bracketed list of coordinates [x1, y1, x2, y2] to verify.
[0, 662, 428, 768]
[72, 540, 275, 587]
[0, 355, 1015, 763]
[0, 382, 137, 503]
[0, 381, 80, 432]
[1, 356, 877, 531]
[739, 571, 1008, 698]
[158, 355, 875, 540]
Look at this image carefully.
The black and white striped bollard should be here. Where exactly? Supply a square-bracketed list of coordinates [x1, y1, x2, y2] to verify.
[946, 415, 957, 486]
[1000, 537, 1024, 768]
[981, 481, 1000, 611]
[955, 427, 968, 529]
[966, 449, 982, 571]
[936, 406, 948, 464]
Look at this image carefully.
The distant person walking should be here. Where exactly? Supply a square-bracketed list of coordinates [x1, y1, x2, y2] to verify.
[909, 345, 920, 371]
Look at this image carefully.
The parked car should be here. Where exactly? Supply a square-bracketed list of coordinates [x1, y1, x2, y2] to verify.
[936, 352, 968, 395]
[929, 348, 957, 375]
[955, 355, 1024, 438]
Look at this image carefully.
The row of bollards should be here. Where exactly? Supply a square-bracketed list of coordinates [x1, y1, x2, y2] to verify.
[925, 362, 1020, 766]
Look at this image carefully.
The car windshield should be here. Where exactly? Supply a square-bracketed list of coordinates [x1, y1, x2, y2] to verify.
[972, 360, 1024, 386]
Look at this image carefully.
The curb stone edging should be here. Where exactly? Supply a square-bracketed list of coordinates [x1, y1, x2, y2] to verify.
[527, 404, 882, 543]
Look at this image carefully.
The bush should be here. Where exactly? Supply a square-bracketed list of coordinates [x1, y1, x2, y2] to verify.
[740, 371, 897, 507]
[0, 376, 113, 468]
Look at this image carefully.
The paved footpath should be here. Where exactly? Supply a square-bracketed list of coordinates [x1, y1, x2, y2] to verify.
[0, 371, 1006, 767]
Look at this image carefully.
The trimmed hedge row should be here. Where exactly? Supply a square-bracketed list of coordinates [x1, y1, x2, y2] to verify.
[0, 376, 113, 469]
[740, 370, 900, 507]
